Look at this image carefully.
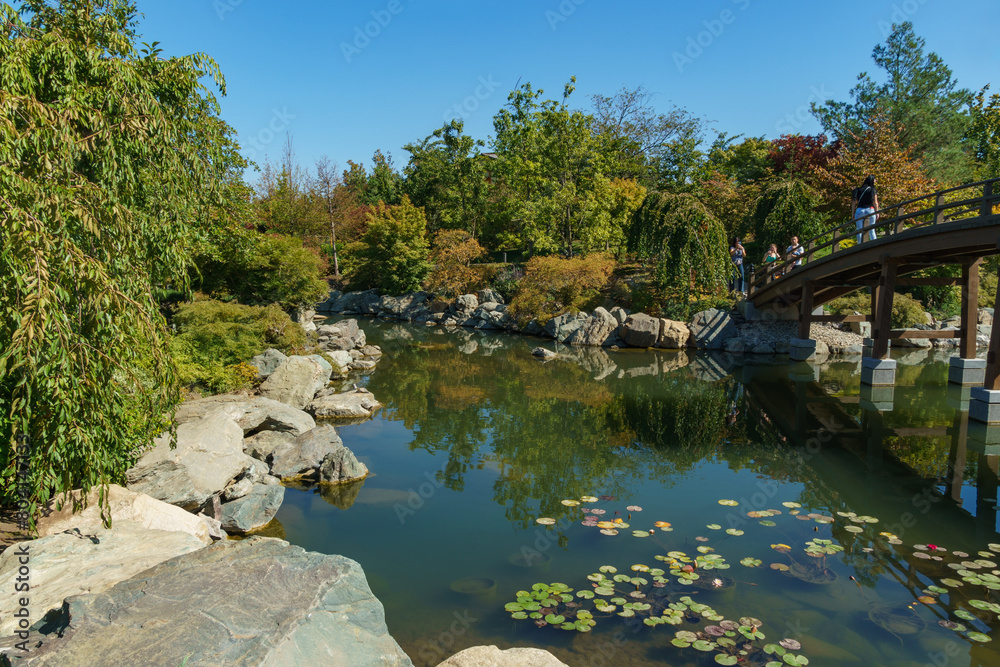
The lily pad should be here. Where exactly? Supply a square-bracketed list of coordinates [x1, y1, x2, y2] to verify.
[632, 530, 650, 538]
[654, 520, 672, 528]
[770, 563, 790, 571]
[718, 499, 739, 506]
[715, 656, 738, 665]
[535, 517, 556, 525]
[580, 495, 598, 503]
[600, 529, 619, 536]
[707, 523, 722, 530]
[844, 525, 863, 533]
[779, 638, 802, 650]
[968, 632, 992, 643]
[726, 529, 745, 536]
[760, 520, 777, 527]
[560, 499, 580, 507]
[626, 505, 643, 512]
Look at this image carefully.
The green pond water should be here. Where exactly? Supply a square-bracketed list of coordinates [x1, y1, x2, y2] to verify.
[273, 319, 1000, 667]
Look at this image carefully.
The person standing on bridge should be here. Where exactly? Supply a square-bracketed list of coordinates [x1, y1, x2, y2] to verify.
[730, 237, 746, 294]
[852, 175, 879, 244]
[786, 236, 804, 268]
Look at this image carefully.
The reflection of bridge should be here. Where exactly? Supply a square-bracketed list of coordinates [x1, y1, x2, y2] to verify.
[748, 179, 1000, 370]
[740, 364, 1000, 666]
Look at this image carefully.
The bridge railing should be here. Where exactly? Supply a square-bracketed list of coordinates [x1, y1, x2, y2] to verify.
[748, 177, 1000, 295]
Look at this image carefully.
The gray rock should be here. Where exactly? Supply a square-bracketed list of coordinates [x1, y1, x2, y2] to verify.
[544, 311, 588, 343]
[688, 309, 738, 350]
[173, 394, 316, 436]
[894, 336, 933, 349]
[815, 340, 831, 356]
[609, 306, 629, 324]
[308, 392, 383, 420]
[292, 308, 316, 333]
[774, 340, 790, 354]
[349, 359, 378, 371]
[318, 447, 369, 484]
[307, 354, 333, 378]
[222, 477, 254, 502]
[621, 313, 660, 348]
[566, 309, 618, 347]
[532, 347, 557, 360]
[358, 344, 383, 358]
[658, 319, 690, 349]
[477, 288, 504, 305]
[243, 430, 296, 463]
[438, 645, 568, 666]
[455, 293, 479, 315]
[723, 337, 746, 354]
[318, 318, 365, 349]
[522, 319, 545, 336]
[259, 356, 333, 410]
[127, 413, 253, 511]
[980, 308, 994, 326]
[249, 348, 288, 380]
[220, 484, 285, 534]
[271, 425, 346, 479]
[13, 538, 413, 666]
[750, 342, 776, 354]
[314, 289, 343, 313]
[0, 522, 205, 637]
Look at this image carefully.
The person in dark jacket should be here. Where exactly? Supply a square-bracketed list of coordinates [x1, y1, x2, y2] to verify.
[852, 175, 880, 244]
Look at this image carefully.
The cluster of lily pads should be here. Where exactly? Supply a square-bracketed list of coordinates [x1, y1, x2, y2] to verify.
[503, 572, 811, 666]
[525, 494, 1000, 652]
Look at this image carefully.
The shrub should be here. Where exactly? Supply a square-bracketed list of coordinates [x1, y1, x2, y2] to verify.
[344, 196, 431, 294]
[424, 230, 486, 296]
[508, 254, 615, 325]
[826, 291, 927, 329]
[490, 264, 525, 303]
[168, 298, 306, 394]
[194, 231, 329, 309]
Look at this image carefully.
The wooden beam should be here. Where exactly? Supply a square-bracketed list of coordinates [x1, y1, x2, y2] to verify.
[799, 280, 814, 339]
[888, 329, 961, 339]
[986, 260, 1000, 390]
[872, 258, 896, 359]
[961, 259, 982, 358]
[895, 276, 964, 287]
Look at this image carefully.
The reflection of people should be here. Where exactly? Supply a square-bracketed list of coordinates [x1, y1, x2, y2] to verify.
[729, 238, 746, 294]
[727, 382, 744, 425]
[852, 175, 879, 244]
[786, 236, 804, 268]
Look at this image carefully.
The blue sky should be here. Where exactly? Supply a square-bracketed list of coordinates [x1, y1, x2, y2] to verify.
[138, 0, 1000, 176]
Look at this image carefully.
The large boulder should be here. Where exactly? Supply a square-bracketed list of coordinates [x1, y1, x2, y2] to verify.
[243, 430, 297, 463]
[688, 308, 738, 350]
[566, 308, 618, 347]
[173, 394, 316, 436]
[127, 412, 254, 511]
[11, 537, 413, 666]
[308, 391, 382, 421]
[270, 425, 365, 481]
[259, 356, 333, 410]
[319, 447, 370, 484]
[37, 484, 213, 546]
[437, 645, 568, 666]
[249, 348, 288, 380]
[220, 484, 285, 534]
[0, 522, 205, 638]
[621, 313, 660, 348]
[314, 289, 343, 313]
[658, 319, 690, 349]
[476, 288, 504, 306]
[454, 294, 479, 316]
[544, 311, 588, 343]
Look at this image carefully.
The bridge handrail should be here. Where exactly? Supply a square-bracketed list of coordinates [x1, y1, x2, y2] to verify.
[748, 178, 1000, 294]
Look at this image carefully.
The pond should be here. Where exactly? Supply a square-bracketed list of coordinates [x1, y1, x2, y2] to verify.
[274, 318, 1000, 667]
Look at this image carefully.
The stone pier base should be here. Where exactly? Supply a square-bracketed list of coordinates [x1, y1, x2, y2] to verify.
[860, 384, 895, 412]
[861, 357, 897, 387]
[970, 388, 1000, 425]
[948, 358, 986, 386]
[789, 338, 817, 361]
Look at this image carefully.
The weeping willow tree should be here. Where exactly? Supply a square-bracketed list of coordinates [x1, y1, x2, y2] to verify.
[749, 178, 828, 250]
[627, 191, 729, 315]
[0, 0, 232, 522]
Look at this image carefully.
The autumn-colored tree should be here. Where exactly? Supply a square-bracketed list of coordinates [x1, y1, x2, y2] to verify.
[507, 254, 615, 325]
[424, 230, 486, 296]
[815, 115, 936, 225]
[768, 134, 840, 179]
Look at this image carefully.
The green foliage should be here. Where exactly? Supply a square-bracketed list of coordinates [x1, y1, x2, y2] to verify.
[169, 299, 306, 394]
[967, 86, 1000, 179]
[749, 178, 828, 250]
[627, 192, 729, 300]
[193, 231, 329, 309]
[826, 291, 927, 328]
[508, 254, 615, 325]
[899, 266, 960, 318]
[0, 0, 232, 515]
[346, 196, 431, 294]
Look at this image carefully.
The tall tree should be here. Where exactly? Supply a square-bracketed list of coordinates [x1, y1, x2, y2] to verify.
[312, 156, 342, 276]
[967, 85, 1000, 180]
[0, 0, 233, 517]
[811, 22, 973, 184]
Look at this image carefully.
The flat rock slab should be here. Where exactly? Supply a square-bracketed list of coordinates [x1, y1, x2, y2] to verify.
[308, 392, 382, 420]
[270, 425, 366, 482]
[9, 537, 413, 667]
[172, 394, 316, 436]
[38, 484, 212, 546]
[436, 645, 568, 666]
[0, 521, 204, 637]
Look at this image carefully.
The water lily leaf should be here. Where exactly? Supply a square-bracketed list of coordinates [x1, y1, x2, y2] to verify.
[590, 508, 606, 515]
[917, 596, 937, 604]
[968, 632, 992, 643]
[614, 521, 630, 529]
[594, 586, 615, 596]
[632, 530, 650, 538]
[782, 502, 802, 508]
[692, 640, 716, 652]
[561, 499, 580, 507]
[544, 614, 565, 624]
[580, 495, 598, 503]
[698, 546, 715, 554]
[779, 639, 802, 650]
[599, 565, 616, 574]
[782, 655, 809, 666]
[511, 611, 527, 619]
[715, 656, 738, 665]
[611, 597, 626, 604]
[844, 526, 863, 533]
[505, 603, 523, 612]
[926, 586, 948, 594]
[955, 609, 976, 621]
[718, 499, 739, 506]
[654, 520, 672, 528]
[600, 529, 619, 536]
[760, 520, 777, 527]
[772, 544, 791, 552]
[763, 644, 786, 655]
[740, 617, 763, 627]
[941, 578, 963, 587]
[726, 529, 744, 536]
[535, 518, 556, 525]
[770, 563, 790, 571]
[618, 609, 635, 618]
[671, 638, 692, 648]
[707, 523, 722, 530]
[626, 505, 642, 512]
[630, 564, 649, 572]
[577, 590, 594, 599]
[741, 557, 762, 567]
[938, 620, 965, 631]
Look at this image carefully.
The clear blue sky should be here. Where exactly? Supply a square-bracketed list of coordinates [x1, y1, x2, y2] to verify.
[138, 0, 999, 175]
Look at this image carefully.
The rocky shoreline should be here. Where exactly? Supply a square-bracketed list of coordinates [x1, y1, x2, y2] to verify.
[318, 289, 994, 359]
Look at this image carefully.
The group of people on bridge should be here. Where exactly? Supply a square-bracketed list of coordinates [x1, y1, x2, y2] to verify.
[728, 175, 881, 295]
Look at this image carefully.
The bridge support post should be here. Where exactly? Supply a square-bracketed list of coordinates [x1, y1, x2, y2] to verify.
[789, 339, 818, 361]
[870, 258, 896, 360]
[798, 281, 814, 340]
[972, 260, 1000, 425]
[861, 357, 897, 388]
[950, 358, 986, 386]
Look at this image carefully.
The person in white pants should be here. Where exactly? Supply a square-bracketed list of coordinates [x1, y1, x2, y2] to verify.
[852, 175, 879, 244]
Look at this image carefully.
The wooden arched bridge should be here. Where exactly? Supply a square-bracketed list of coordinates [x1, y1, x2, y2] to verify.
[747, 178, 1000, 383]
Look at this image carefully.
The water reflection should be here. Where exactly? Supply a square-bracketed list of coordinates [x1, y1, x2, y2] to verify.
[287, 319, 1000, 666]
